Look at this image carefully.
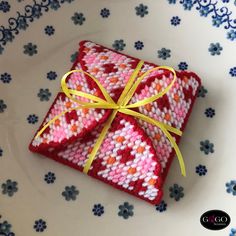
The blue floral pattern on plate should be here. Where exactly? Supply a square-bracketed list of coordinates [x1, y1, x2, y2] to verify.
[200, 140, 215, 154]
[44, 172, 56, 184]
[0, 100, 7, 113]
[92, 204, 105, 216]
[0, 0, 75, 54]
[168, 0, 236, 41]
[0, 215, 15, 236]
[118, 202, 134, 219]
[1, 180, 18, 197]
[34, 219, 47, 232]
[62, 185, 79, 201]
[226, 180, 236, 196]
[0, 73, 12, 83]
[112, 39, 126, 51]
[169, 184, 184, 201]
[155, 200, 167, 212]
[27, 114, 39, 124]
[195, 165, 208, 176]
[157, 48, 171, 60]
[0, 0, 236, 235]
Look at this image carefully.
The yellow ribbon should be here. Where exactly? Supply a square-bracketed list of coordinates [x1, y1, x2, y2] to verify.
[36, 60, 186, 176]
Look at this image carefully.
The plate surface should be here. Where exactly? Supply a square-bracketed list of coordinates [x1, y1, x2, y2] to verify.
[0, 1, 236, 235]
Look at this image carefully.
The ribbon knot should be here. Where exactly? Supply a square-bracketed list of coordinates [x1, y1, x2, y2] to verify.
[117, 105, 126, 110]
[36, 61, 186, 176]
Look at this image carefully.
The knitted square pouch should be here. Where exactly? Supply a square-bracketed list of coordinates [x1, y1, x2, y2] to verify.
[29, 40, 201, 205]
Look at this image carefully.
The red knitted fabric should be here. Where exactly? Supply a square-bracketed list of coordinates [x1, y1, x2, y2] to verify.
[29, 40, 201, 205]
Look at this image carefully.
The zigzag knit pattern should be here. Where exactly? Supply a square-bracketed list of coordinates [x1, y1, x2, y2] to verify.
[29, 40, 201, 205]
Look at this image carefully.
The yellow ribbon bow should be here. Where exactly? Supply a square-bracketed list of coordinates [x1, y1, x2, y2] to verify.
[36, 60, 186, 176]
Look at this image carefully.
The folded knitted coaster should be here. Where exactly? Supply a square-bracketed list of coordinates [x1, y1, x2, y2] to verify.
[29, 40, 201, 205]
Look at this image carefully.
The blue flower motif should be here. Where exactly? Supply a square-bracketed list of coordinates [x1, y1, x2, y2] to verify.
[47, 71, 57, 80]
[44, 25, 55, 36]
[0, 0, 76, 54]
[212, 16, 223, 27]
[0, 100, 7, 113]
[32, 5, 42, 19]
[112, 39, 126, 51]
[199, 6, 210, 17]
[168, 0, 176, 3]
[34, 219, 47, 232]
[62, 185, 79, 201]
[27, 114, 38, 124]
[195, 164, 207, 176]
[0, 220, 12, 235]
[178, 62, 188, 70]
[100, 8, 110, 18]
[118, 202, 134, 219]
[226, 180, 236, 196]
[1, 73, 12, 83]
[50, 0, 60, 10]
[182, 0, 194, 10]
[157, 48, 171, 60]
[229, 67, 236, 77]
[169, 184, 184, 201]
[155, 200, 167, 212]
[0, 1, 11, 13]
[61, 0, 75, 2]
[222, 0, 229, 3]
[205, 108, 215, 118]
[0, 45, 4, 55]
[71, 12, 86, 25]
[23, 43, 38, 56]
[171, 16, 181, 26]
[1, 179, 18, 197]
[200, 140, 214, 155]
[70, 51, 78, 63]
[208, 43, 223, 56]
[135, 3, 148, 17]
[134, 41, 144, 50]
[227, 30, 236, 41]
[7, 231, 15, 236]
[38, 89, 51, 101]
[197, 85, 208, 97]
[92, 204, 105, 216]
[18, 18, 28, 30]
[44, 172, 56, 184]
[0, 147, 3, 157]
[4, 30, 14, 43]
[229, 228, 236, 236]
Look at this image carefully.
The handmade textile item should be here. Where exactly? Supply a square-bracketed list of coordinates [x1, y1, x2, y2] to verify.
[29, 40, 201, 204]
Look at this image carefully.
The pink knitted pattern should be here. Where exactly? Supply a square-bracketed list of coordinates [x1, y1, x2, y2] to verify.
[29, 40, 201, 205]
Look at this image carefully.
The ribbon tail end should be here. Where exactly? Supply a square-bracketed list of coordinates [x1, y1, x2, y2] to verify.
[181, 168, 186, 177]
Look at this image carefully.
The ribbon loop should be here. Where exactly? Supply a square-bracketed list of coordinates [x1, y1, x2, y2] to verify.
[36, 61, 186, 177]
[61, 69, 116, 105]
